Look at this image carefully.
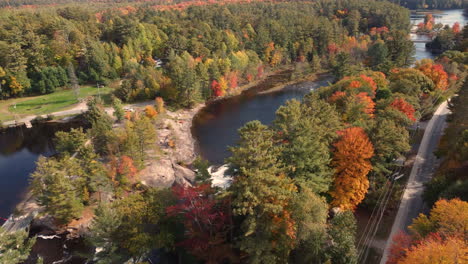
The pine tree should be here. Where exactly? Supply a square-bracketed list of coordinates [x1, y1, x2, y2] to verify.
[86, 203, 125, 263]
[274, 99, 335, 193]
[327, 211, 358, 264]
[0, 227, 36, 264]
[228, 121, 297, 263]
[54, 127, 88, 155]
[112, 96, 125, 122]
[290, 185, 329, 263]
[30, 157, 84, 224]
[67, 63, 80, 100]
[132, 116, 156, 163]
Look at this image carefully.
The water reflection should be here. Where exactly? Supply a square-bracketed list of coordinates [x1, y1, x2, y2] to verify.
[192, 76, 331, 164]
[0, 121, 87, 218]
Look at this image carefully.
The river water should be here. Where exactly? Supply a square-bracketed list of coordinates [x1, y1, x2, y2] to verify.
[0, 8, 465, 264]
[192, 74, 332, 164]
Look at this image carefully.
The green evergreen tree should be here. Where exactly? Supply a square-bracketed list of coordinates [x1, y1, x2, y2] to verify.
[111, 96, 125, 122]
[54, 127, 87, 155]
[0, 227, 36, 264]
[327, 211, 358, 264]
[86, 203, 125, 264]
[229, 121, 296, 264]
[274, 99, 336, 193]
[291, 185, 329, 264]
[30, 157, 84, 224]
[132, 116, 156, 164]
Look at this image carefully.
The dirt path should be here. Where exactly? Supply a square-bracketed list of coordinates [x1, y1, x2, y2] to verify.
[1, 100, 153, 126]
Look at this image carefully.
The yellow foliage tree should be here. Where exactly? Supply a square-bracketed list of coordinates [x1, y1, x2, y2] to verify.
[218, 76, 228, 95]
[330, 127, 374, 210]
[409, 198, 468, 240]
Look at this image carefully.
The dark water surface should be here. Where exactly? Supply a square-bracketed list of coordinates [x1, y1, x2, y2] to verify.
[192, 73, 332, 164]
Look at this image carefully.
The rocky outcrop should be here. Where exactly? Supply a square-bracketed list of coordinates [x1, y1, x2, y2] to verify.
[140, 159, 176, 188]
[139, 104, 203, 188]
[174, 163, 196, 186]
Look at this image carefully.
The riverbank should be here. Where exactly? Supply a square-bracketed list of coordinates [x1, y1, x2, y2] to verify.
[139, 67, 317, 187]
[258, 71, 329, 95]
[3, 65, 311, 223]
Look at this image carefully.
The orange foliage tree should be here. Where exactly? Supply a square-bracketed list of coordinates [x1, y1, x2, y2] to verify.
[330, 127, 374, 210]
[155, 97, 165, 113]
[108, 155, 138, 185]
[390, 98, 416, 122]
[417, 62, 449, 91]
[333, 74, 379, 98]
[118, 155, 138, 183]
[144, 105, 158, 119]
[397, 234, 467, 264]
[409, 198, 468, 239]
[356, 92, 376, 117]
[388, 199, 468, 263]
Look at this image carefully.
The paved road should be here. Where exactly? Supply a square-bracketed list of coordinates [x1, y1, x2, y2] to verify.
[379, 101, 451, 264]
[1, 100, 154, 127]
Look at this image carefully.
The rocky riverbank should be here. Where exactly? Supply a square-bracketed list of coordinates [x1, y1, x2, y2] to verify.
[139, 104, 204, 188]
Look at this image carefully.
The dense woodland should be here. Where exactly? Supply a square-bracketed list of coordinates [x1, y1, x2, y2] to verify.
[1, 0, 466, 9]
[1, 1, 468, 264]
[0, 0, 412, 106]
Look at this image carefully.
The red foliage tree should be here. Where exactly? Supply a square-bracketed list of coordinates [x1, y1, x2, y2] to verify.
[327, 43, 339, 55]
[211, 80, 223, 97]
[452, 22, 461, 34]
[390, 98, 416, 122]
[166, 184, 235, 263]
[387, 231, 413, 264]
[228, 71, 238, 89]
[257, 65, 264, 79]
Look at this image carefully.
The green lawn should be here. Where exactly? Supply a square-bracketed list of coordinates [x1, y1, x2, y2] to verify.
[0, 86, 112, 122]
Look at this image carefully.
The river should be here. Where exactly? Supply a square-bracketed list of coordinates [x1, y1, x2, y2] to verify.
[0, 8, 465, 264]
[193, 9, 466, 164]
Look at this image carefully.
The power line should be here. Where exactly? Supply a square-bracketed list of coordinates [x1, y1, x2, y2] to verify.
[357, 169, 399, 262]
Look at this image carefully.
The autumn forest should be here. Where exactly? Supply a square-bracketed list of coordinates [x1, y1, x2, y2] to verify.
[0, 0, 467, 264]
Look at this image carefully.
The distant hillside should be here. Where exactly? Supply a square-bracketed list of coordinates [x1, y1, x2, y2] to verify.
[0, 0, 170, 8]
[0, 0, 281, 8]
[387, 0, 465, 10]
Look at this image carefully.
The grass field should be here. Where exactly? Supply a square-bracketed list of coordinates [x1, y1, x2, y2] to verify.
[0, 86, 112, 122]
